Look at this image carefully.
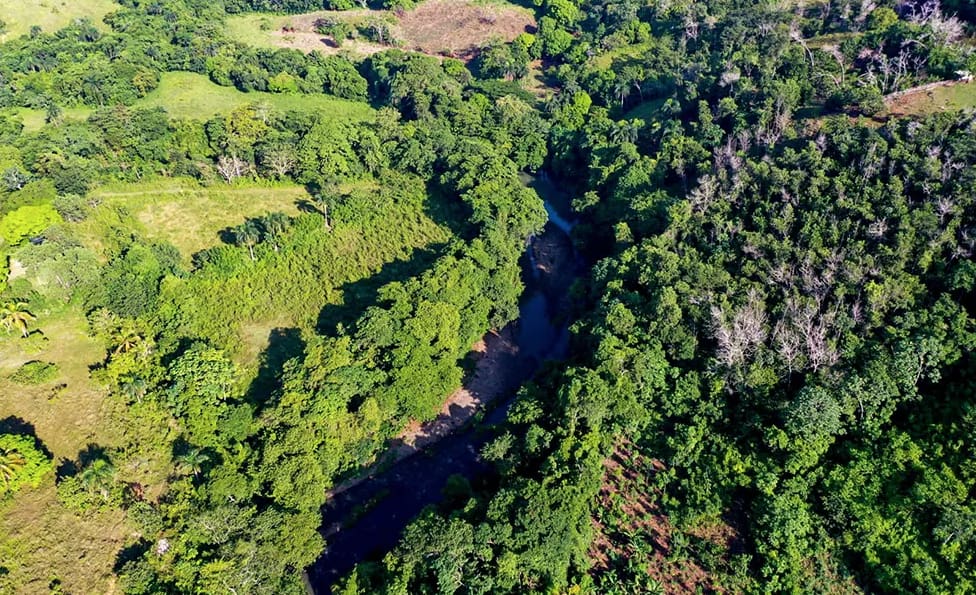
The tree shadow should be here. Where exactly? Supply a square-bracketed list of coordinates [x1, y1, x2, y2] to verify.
[113, 540, 150, 573]
[55, 442, 109, 479]
[316, 247, 443, 336]
[0, 416, 53, 460]
[245, 327, 307, 407]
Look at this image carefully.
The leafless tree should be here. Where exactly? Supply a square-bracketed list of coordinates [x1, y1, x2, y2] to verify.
[262, 147, 296, 179]
[711, 292, 768, 368]
[216, 155, 251, 183]
[689, 174, 719, 214]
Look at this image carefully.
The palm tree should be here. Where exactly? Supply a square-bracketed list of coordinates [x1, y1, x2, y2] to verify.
[120, 376, 148, 403]
[613, 78, 632, 108]
[233, 221, 260, 261]
[79, 458, 115, 500]
[0, 447, 26, 492]
[0, 301, 36, 337]
[260, 212, 289, 252]
[112, 321, 142, 355]
[174, 448, 210, 478]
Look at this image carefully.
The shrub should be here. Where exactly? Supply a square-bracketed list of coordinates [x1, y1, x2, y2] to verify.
[9, 360, 60, 385]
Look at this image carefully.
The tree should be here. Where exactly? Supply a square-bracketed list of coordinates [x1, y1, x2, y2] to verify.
[0, 302, 36, 337]
[174, 447, 210, 478]
[1, 166, 28, 191]
[0, 448, 25, 492]
[260, 145, 296, 179]
[314, 193, 333, 231]
[78, 458, 115, 500]
[233, 221, 260, 260]
[0, 434, 53, 496]
[260, 212, 289, 251]
[0, 204, 61, 246]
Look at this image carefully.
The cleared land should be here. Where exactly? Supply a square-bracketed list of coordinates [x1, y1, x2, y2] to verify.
[883, 80, 976, 118]
[2, 72, 373, 132]
[0, 0, 119, 40]
[138, 71, 374, 121]
[225, 0, 535, 59]
[79, 179, 309, 259]
[0, 106, 93, 133]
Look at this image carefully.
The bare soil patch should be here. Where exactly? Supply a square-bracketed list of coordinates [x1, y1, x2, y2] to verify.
[228, 0, 535, 60]
[589, 443, 736, 593]
[398, 0, 535, 58]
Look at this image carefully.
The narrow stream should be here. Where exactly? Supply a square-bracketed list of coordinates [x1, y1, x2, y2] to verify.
[307, 178, 579, 593]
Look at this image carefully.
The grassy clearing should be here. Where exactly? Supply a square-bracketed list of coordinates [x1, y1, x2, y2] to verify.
[591, 41, 654, 70]
[0, 310, 124, 594]
[225, 0, 534, 58]
[0, 310, 112, 461]
[0, 484, 129, 595]
[137, 71, 374, 121]
[803, 31, 857, 49]
[2, 72, 372, 132]
[0, 106, 94, 133]
[884, 80, 976, 118]
[0, 0, 119, 40]
[78, 178, 310, 260]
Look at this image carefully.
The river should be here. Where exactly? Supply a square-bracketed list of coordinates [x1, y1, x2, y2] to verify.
[306, 177, 580, 593]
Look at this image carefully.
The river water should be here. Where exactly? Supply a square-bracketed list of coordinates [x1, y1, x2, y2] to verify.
[307, 180, 580, 593]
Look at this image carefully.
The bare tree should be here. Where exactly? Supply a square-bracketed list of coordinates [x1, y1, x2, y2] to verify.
[216, 155, 251, 183]
[262, 147, 296, 179]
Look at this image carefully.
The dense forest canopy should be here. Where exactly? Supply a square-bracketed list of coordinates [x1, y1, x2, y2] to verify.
[0, 0, 974, 592]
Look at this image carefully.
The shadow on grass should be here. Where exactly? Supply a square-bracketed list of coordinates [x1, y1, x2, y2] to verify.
[315, 246, 443, 336]
[245, 327, 307, 407]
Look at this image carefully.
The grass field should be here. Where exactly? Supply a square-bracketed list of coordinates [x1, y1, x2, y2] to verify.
[138, 72, 374, 121]
[0, 106, 93, 133]
[0, 0, 119, 40]
[2, 72, 373, 132]
[0, 309, 123, 594]
[225, 0, 534, 58]
[591, 41, 654, 69]
[79, 178, 310, 260]
[884, 80, 976, 118]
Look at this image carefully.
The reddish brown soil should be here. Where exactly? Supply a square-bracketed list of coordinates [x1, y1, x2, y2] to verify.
[398, 0, 535, 58]
[589, 444, 738, 593]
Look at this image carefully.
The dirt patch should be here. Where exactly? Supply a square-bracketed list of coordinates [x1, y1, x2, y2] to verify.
[229, 0, 535, 60]
[590, 443, 736, 593]
[398, 0, 535, 58]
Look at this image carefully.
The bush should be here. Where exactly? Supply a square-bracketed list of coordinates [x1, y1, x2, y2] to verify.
[9, 361, 59, 385]
[53, 194, 90, 222]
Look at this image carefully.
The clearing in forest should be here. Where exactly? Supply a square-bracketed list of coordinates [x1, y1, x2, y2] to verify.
[78, 179, 310, 260]
[137, 72, 374, 121]
[225, 0, 535, 59]
[1, 72, 373, 132]
[0, 0, 119, 40]
[883, 80, 976, 118]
